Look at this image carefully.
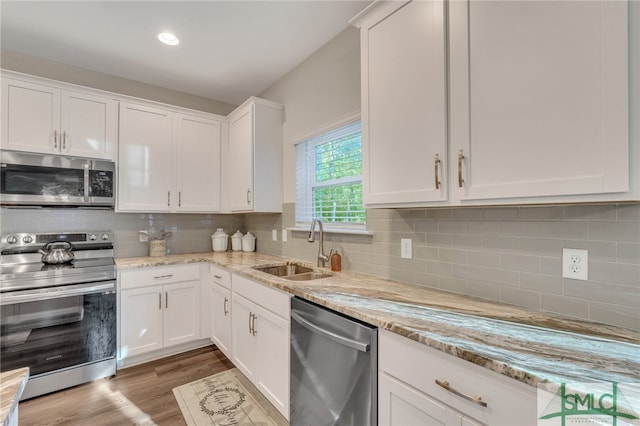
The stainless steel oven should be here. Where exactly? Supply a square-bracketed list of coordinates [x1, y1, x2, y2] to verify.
[0, 231, 116, 399]
[0, 150, 115, 208]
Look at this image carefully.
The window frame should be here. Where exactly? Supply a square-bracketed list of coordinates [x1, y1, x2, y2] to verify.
[294, 112, 366, 232]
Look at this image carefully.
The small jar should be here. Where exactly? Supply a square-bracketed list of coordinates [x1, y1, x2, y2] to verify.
[242, 232, 256, 252]
[149, 240, 167, 257]
[231, 230, 244, 251]
[211, 228, 228, 252]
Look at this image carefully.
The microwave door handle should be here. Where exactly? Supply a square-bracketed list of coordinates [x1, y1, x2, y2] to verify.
[83, 162, 90, 202]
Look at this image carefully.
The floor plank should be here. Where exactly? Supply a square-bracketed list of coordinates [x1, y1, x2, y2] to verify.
[19, 345, 234, 426]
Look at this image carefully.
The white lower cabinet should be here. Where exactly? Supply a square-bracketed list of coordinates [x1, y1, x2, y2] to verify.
[231, 273, 290, 420]
[119, 264, 201, 361]
[209, 265, 232, 359]
[379, 330, 536, 426]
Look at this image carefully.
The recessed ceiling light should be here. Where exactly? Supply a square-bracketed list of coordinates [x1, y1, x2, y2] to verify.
[158, 32, 179, 46]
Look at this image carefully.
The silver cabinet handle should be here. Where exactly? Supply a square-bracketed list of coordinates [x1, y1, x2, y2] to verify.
[62, 131, 67, 150]
[435, 379, 487, 407]
[158, 293, 162, 310]
[214, 275, 222, 280]
[458, 149, 465, 188]
[251, 313, 257, 336]
[434, 153, 441, 190]
[178, 191, 182, 207]
[291, 310, 369, 352]
[167, 191, 171, 206]
[248, 312, 253, 335]
[53, 130, 58, 149]
[83, 162, 90, 202]
[246, 189, 252, 205]
[223, 297, 229, 316]
[153, 274, 173, 279]
[165, 291, 168, 309]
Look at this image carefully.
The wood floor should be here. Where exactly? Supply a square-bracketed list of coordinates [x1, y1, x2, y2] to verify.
[18, 345, 234, 426]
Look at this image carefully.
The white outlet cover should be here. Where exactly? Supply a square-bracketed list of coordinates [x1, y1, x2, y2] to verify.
[562, 248, 588, 281]
[401, 238, 412, 259]
[272, 229, 278, 241]
[282, 229, 288, 242]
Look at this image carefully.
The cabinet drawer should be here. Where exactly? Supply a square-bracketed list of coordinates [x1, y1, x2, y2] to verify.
[209, 265, 231, 289]
[379, 329, 537, 425]
[120, 264, 201, 290]
[232, 274, 290, 319]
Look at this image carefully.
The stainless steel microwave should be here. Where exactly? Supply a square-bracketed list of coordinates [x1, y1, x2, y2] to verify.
[0, 151, 115, 208]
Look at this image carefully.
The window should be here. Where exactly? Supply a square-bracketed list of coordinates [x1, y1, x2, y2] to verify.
[296, 118, 366, 230]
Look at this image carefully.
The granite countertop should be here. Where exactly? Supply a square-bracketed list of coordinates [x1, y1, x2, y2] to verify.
[116, 252, 640, 388]
[0, 367, 29, 426]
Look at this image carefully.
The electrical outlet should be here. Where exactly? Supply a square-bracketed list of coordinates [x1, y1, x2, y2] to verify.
[272, 229, 278, 241]
[401, 238, 412, 259]
[139, 230, 148, 242]
[282, 229, 288, 242]
[562, 248, 588, 280]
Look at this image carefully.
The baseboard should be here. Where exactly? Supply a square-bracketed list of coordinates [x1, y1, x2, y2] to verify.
[117, 339, 213, 370]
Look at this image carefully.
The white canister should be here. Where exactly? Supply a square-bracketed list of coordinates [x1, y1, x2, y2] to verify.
[231, 230, 244, 251]
[149, 240, 167, 257]
[211, 228, 229, 252]
[242, 232, 256, 252]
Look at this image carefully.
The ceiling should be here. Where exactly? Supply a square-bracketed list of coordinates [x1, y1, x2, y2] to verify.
[0, 1, 370, 106]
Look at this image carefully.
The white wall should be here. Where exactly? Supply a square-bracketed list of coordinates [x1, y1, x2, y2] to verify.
[259, 27, 361, 203]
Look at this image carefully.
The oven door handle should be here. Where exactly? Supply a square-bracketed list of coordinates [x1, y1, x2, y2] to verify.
[0, 281, 116, 305]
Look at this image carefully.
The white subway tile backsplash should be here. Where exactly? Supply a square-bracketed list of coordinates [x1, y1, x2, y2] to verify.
[6, 201, 636, 331]
[247, 203, 640, 331]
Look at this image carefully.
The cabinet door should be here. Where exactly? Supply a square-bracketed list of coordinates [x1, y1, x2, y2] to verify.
[255, 306, 290, 418]
[380, 373, 466, 426]
[163, 280, 201, 347]
[60, 91, 116, 159]
[120, 286, 164, 358]
[210, 281, 232, 357]
[118, 102, 173, 212]
[360, 0, 447, 207]
[228, 106, 254, 211]
[231, 294, 258, 381]
[176, 114, 222, 212]
[1, 78, 60, 154]
[449, 0, 628, 202]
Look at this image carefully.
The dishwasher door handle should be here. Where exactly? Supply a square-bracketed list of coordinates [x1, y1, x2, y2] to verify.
[291, 310, 370, 353]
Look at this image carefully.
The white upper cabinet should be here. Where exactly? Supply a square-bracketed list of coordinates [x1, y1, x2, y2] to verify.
[449, 0, 630, 204]
[352, 0, 634, 207]
[1, 76, 117, 159]
[227, 97, 283, 213]
[118, 102, 174, 212]
[175, 114, 222, 212]
[352, 0, 448, 207]
[118, 102, 224, 213]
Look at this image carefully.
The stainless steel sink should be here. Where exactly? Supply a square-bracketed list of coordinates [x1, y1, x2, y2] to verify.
[253, 263, 333, 281]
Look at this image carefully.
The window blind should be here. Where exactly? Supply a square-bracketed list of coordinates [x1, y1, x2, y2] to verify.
[296, 120, 365, 227]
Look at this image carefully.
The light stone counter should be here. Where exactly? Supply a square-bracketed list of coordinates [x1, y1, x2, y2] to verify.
[0, 368, 29, 426]
[116, 252, 640, 388]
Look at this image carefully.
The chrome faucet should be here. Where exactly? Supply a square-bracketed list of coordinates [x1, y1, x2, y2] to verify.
[308, 219, 329, 267]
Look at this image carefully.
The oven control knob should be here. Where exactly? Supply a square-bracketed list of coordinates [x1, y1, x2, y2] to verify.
[22, 235, 33, 244]
[101, 233, 110, 241]
[6, 235, 18, 244]
[89, 234, 98, 241]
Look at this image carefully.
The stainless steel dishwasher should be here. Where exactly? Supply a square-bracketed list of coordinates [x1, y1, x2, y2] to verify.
[290, 297, 377, 426]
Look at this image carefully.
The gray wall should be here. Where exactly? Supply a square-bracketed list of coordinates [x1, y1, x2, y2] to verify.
[249, 23, 640, 331]
[1, 49, 237, 115]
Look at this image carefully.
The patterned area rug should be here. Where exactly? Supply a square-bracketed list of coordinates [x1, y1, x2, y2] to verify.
[172, 368, 288, 426]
